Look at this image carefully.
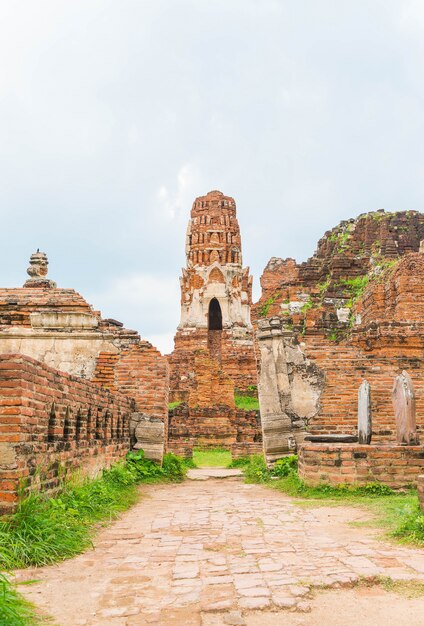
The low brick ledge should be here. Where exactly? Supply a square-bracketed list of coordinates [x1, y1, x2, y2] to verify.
[298, 443, 424, 489]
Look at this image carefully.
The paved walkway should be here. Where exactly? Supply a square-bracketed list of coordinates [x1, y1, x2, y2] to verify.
[17, 478, 424, 625]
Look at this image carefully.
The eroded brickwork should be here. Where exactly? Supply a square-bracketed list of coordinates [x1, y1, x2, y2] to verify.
[255, 211, 424, 453]
[0, 255, 169, 434]
[93, 344, 169, 441]
[0, 354, 133, 513]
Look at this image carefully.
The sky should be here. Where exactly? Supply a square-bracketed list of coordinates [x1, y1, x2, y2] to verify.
[1, 1, 424, 354]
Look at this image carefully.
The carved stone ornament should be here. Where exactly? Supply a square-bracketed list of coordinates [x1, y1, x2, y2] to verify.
[24, 250, 57, 288]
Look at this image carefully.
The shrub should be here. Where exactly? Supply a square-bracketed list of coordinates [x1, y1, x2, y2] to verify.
[244, 455, 271, 483]
[393, 508, 424, 544]
[271, 455, 298, 478]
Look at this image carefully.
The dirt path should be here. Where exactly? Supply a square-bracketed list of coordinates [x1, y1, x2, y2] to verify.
[16, 477, 424, 625]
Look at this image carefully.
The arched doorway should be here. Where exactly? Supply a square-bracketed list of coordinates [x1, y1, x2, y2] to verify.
[208, 298, 223, 361]
[208, 298, 223, 331]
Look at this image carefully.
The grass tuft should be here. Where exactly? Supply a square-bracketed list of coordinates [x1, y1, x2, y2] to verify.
[0, 573, 38, 626]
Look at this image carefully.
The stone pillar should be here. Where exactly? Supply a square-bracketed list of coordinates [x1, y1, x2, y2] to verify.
[358, 380, 372, 444]
[257, 317, 293, 463]
[130, 413, 165, 464]
[418, 475, 424, 512]
[392, 371, 419, 445]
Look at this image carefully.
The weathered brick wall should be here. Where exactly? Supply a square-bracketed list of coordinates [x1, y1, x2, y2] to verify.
[92, 342, 169, 441]
[302, 336, 424, 441]
[299, 444, 424, 488]
[0, 354, 133, 513]
[168, 403, 262, 457]
[255, 210, 424, 318]
[169, 329, 258, 402]
[168, 347, 261, 453]
[254, 210, 424, 456]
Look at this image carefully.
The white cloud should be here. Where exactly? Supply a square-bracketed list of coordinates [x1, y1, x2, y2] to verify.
[87, 272, 181, 354]
[1, 0, 424, 341]
[156, 163, 203, 222]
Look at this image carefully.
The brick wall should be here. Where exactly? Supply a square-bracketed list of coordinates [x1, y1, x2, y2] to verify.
[168, 404, 262, 457]
[92, 342, 169, 441]
[299, 443, 424, 488]
[0, 354, 134, 513]
[302, 336, 424, 441]
[169, 329, 258, 402]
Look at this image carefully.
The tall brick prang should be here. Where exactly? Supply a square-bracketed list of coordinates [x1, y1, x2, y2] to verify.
[168, 191, 261, 454]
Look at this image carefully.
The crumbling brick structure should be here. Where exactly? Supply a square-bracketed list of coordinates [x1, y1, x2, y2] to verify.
[255, 210, 424, 473]
[0, 354, 133, 513]
[0, 253, 169, 512]
[168, 191, 261, 455]
[0, 252, 169, 438]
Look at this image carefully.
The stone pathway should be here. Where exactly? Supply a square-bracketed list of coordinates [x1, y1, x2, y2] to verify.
[16, 478, 424, 625]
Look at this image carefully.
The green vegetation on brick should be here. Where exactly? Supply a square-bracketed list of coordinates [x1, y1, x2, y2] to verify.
[234, 395, 260, 411]
[259, 291, 281, 317]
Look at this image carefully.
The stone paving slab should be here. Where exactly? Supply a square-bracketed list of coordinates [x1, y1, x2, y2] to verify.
[16, 480, 424, 625]
[187, 469, 244, 480]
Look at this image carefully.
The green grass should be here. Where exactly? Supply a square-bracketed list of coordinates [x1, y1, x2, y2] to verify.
[0, 574, 38, 626]
[192, 448, 232, 467]
[234, 395, 260, 411]
[240, 454, 424, 546]
[0, 450, 186, 570]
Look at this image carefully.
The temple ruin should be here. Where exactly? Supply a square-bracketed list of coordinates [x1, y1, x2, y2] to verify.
[168, 190, 262, 456]
[0, 253, 169, 511]
[1, 197, 424, 512]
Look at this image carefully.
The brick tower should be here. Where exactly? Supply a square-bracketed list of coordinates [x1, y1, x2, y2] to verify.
[168, 190, 261, 455]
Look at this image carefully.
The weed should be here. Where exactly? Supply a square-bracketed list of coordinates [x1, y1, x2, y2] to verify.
[259, 292, 281, 317]
[168, 401, 183, 410]
[392, 506, 424, 544]
[300, 298, 314, 314]
[317, 277, 331, 297]
[243, 455, 272, 483]
[377, 576, 424, 598]
[272, 455, 299, 477]
[228, 456, 251, 468]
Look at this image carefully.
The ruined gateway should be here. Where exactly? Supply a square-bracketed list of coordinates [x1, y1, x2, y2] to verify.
[1, 192, 424, 509]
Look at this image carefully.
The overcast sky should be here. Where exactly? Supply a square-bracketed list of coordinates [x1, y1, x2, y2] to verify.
[1, 1, 423, 353]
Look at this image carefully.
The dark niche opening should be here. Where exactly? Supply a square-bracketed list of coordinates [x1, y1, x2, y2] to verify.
[208, 298, 223, 331]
